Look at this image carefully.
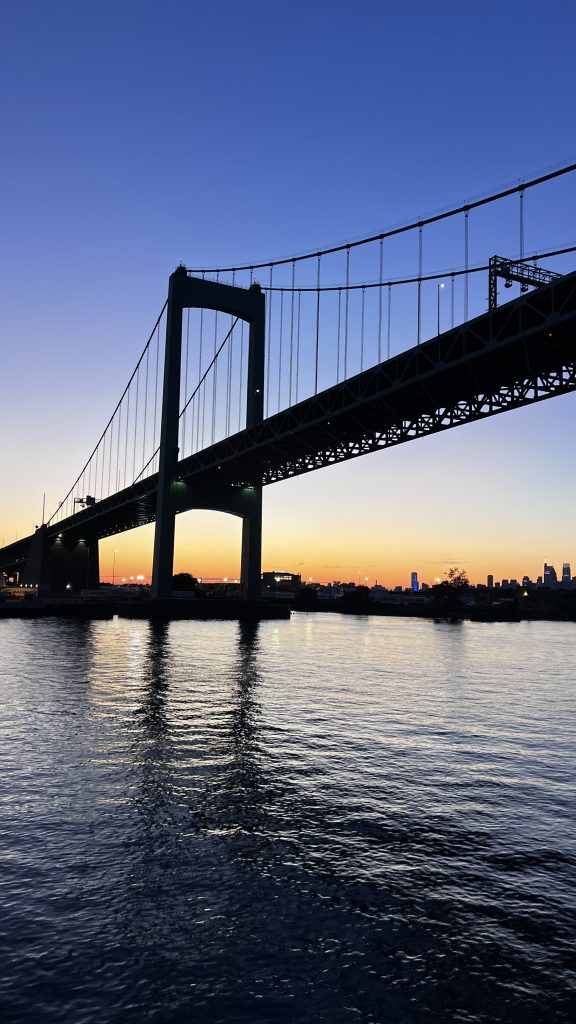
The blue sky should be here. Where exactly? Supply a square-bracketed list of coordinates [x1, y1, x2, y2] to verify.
[1, 0, 576, 584]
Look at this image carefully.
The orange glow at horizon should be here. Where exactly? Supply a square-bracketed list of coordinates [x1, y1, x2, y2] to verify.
[97, 504, 561, 590]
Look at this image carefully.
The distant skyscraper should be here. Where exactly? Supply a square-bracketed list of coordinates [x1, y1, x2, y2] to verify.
[410, 571, 419, 593]
[562, 563, 571, 582]
[487, 574, 494, 589]
[544, 563, 558, 586]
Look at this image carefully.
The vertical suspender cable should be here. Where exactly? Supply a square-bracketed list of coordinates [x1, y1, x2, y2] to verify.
[107, 416, 113, 497]
[289, 261, 295, 406]
[451, 273, 455, 328]
[100, 431, 106, 499]
[124, 387, 130, 488]
[417, 223, 423, 345]
[198, 303, 204, 452]
[378, 237, 383, 362]
[315, 255, 321, 394]
[238, 317, 244, 430]
[387, 284, 392, 360]
[211, 275, 219, 445]
[266, 265, 273, 417]
[142, 343, 149, 472]
[94, 445, 99, 500]
[116, 401, 122, 491]
[277, 290, 284, 412]
[464, 208, 469, 322]
[336, 289, 342, 382]
[226, 319, 233, 437]
[344, 248, 350, 379]
[132, 365, 139, 483]
[520, 188, 525, 261]
[182, 308, 190, 456]
[296, 290, 301, 403]
[360, 286, 365, 371]
[152, 322, 160, 465]
[227, 275, 236, 438]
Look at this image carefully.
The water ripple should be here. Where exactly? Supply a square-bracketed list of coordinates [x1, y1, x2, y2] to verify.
[0, 615, 574, 1023]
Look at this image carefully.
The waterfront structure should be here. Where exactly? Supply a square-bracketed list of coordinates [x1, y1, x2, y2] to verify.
[262, 571, 301, 591]
[2, 167, 576, 597]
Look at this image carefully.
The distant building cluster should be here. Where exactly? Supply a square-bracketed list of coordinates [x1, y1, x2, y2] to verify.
[260, 561, 576, 600]
[485, 562, 575, 591]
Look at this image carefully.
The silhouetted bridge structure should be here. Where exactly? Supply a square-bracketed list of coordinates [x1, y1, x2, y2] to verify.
[2, 163, 576, 596]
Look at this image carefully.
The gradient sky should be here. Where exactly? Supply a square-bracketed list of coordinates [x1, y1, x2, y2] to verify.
[2, 0, 576, 588]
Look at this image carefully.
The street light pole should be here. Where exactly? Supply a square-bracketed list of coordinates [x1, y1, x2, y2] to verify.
[437, 282, 445, 335]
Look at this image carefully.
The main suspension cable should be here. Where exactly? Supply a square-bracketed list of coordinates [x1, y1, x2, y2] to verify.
[186, 161, 576, 274]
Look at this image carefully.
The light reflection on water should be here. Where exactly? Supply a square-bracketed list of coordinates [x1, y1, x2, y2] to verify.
[0, 613, 574, 1023]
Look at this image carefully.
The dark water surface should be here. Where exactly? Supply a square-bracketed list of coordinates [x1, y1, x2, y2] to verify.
[0, 613, 574, 1023]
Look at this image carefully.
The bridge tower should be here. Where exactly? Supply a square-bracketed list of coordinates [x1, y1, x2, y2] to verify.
[151, 267, 265, 600]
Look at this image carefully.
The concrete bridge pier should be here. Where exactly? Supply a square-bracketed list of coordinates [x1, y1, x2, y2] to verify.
[240, 486, 262, 600]
[20, 529, 100, 593]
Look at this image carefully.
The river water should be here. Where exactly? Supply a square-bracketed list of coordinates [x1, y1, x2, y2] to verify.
[0, 613, 574, 1023]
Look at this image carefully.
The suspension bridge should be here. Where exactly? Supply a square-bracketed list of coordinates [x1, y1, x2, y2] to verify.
[2, 162, 576, 598]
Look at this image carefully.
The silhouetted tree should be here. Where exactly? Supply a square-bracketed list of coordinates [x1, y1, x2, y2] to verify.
[432, 566, 469, 616]
[172, 572, 198, 592]
[445, 567, 469, 588]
